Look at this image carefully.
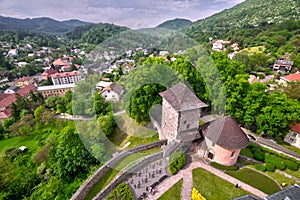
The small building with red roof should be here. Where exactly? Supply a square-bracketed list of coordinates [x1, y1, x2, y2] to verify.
[279, 73, 300, 85]
[41, 69, 57, 80]
[0, 84, 36, 120]
[284, 124, 300, 149]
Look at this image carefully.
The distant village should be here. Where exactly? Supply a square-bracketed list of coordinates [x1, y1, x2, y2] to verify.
[1, 37, 300, 151]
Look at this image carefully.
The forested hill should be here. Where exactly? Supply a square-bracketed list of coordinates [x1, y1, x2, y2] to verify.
[66, 23, 129, 45]
[183, 0, 300, 41]
[157, 18, 192, 30]
[0, 16, 91, 34]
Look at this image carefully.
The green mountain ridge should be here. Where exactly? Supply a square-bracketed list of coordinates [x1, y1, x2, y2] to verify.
[184, 0, 300, 41]
[157, 18, 192, 30]
[0, 16, 92, 34]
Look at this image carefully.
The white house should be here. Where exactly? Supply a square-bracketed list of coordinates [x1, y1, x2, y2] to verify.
[284, 124, 300, 149]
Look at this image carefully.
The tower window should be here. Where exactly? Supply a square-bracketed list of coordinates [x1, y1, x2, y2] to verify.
[230, 151, 235, 158]
[186, 124, 190, 129]
[184, 120, 187, 124]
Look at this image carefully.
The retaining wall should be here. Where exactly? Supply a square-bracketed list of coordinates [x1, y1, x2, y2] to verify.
[71, 140, 167, 200]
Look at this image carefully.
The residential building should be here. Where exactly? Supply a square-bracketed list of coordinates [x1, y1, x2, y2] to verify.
[0, 84, 36, 120]
[41, 69, 57, 80]
[284, 124, 300, 149]
[37, 84, 75, 98]
[51, 71, 81, 85]
[15, 76, 35, 87]
[100, 82, 124, 102]
[7, 49, 18, 57]
[278, 72, 300, 85]
[273, 60, 293, 73]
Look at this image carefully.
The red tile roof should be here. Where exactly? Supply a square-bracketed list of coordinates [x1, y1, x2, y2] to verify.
[0, 107, 11, 119]
[0, 94, 16, 108]
[204, 116, 249, 149]
[41, 69, 57, 76]
[17, 84, 36, 96]
[51, 71, 79, 78]
[160, 83, 208, 111]
[282, 73, 300, 82]
[291, 124, 300, 134]
[53, 58, 68, 66]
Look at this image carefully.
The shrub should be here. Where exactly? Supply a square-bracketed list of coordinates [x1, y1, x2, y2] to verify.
[265, 154, 286, 170]
[265, 163, 275, 172]
[211, 162, 239, 171]
[240, 148, 253, 158]
[107, 182, 134, 200]
[285, 160, 298, 171]
[169, 150, 186, 175]
[254, 164, 266, 172]
[191, 188, 206, 200]
[253, 151, 265, 161]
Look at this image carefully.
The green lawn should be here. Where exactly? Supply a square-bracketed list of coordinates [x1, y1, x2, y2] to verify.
[239, 46, 266, 54]
[158, 179, 183, 200]
[284, 168, 300, 180]
[226, 168, 280, 195]
[264, 170, 300, 187]
[193, 168, 249, 200]
[0, 132, 43, 156]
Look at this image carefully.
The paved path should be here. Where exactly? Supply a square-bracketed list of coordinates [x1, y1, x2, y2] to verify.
[147, 161, 268, 200]
[242, 128, 300, 160]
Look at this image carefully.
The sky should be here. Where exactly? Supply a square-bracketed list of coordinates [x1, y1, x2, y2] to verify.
[0, 0, 245, 29]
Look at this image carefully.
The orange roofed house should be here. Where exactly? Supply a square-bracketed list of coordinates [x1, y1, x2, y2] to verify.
[152, 83, 249, 166]
[0, 84, 36, 120]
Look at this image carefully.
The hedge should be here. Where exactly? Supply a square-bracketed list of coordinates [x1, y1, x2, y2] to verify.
[253, 151, 265, 161]
[169, 150, 186, 175]
[254, 164, 266, 172]
[107, 182, 134, 200]
[265, 154, 286, 170]
[210, 162, 239, 171]
[265, 163, 275, 172]
[285, 160, 298, 171]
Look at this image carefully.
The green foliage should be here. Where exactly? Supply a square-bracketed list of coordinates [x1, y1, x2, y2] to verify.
[265, 163, 276, 172]
[128, 83, 166, 123]
[285, 160, 298, 171]
[253, 151, 265, 162]
[210, 162, 239, 171]
[157, 18, 192, 30]
[106, 182, 134, 200]
[169, 150, 186, 175]
[48, 127, 99, 181]
[265, 154, 286, 171]
[97, 112, 116, 136]
[94, 92, 110, 116]
[81, 23, 128, 45]
[0, 16, 89, 34]
[254, 164, 266, 172]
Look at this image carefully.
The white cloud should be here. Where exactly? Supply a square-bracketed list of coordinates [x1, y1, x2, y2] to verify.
[0, 0, 243, 28]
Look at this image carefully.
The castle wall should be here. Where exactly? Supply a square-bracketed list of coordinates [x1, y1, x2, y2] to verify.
[160, 99, 178, 141]
[178, 108, 201, 133]
[211, 145, 240, 166]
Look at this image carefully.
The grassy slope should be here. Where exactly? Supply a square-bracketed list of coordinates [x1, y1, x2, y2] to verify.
[226, 168, 280, 195]
[193, 168, 249, 200]
[158, 179, 183, 200]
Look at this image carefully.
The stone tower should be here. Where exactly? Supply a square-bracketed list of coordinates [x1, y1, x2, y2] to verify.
[159, 83, 208, 143]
